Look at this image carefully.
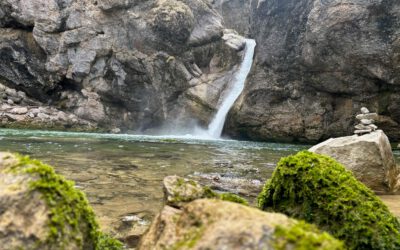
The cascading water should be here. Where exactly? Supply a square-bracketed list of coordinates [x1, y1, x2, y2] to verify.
[206, 39, 256, 138]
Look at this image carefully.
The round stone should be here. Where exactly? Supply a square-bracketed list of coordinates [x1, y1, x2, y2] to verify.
[361, 107, 369, 114]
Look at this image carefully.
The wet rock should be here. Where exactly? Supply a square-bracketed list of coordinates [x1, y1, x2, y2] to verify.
[163, 175, 205, 208]
[163, 175, 249, 207]
[138, 199, 343, 250]
[309, 130, 400, 194]
[0, 152, 123, 250]
[111, 211, 152, 248]
[259, 151, 400, 250]
[191, 173, 263, 197]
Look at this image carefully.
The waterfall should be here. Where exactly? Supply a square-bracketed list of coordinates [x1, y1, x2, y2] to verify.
[206, 39, 256, 138]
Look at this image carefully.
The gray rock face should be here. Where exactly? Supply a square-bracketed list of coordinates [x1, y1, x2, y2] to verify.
[0, 0, 242, 132]
[212, 0, 251, 35]
[225, 0, 400, 142]
[309, 130, 400, 194]
[0, 83, 97, 130]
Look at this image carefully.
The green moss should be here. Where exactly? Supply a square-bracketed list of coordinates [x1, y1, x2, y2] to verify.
[202, 186, 249, 205]
[273, 221, 344, 250]
[5, 154, 123, 250]
[202, 186, 219, 198]
[258, 151, 400, 250]
[96, 234, 124, 250]
[171, 225, 205, 250]
[219, 193, 248, 205]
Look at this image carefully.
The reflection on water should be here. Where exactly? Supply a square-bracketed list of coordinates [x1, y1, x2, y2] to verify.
[1, 129, 399, 243]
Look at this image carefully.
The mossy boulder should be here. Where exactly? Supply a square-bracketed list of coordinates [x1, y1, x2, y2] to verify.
[0, 152, 123, 250]
[138, 199, 343, 250]
[163, 175, 248, 207]
[258, 151, 400, 250]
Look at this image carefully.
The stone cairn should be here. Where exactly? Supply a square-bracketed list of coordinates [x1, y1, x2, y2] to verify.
[354, 107, 378, 135]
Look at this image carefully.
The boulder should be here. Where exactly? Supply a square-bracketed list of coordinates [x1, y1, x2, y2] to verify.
[258, 151, 400, 250]
[138, 199, 343, 250]
[163, 175, 248, 208]
[0, 152, 123, 250]
[309, 130, 400, 194]
[163, 175, 206, 208]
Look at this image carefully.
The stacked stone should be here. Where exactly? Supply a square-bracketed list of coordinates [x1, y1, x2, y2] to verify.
[354, 107, 378, 135]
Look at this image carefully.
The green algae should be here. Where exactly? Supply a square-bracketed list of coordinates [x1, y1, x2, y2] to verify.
[273, 221, 344, 250]
[202, 186, 248, 205]
[219, 193, 248, 205]
[5, 154, 123, 250]
[258, 151, 400, 250]
[202, 186, 219, 198]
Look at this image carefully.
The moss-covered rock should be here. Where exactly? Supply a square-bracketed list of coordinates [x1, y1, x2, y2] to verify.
[163, 175, 248, 207]
[258, 151, 400, 250]
[138, 199, 343, 250]
[0, 152, 123, 250]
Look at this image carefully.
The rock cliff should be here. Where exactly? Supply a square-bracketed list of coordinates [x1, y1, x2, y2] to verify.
[0, 0, 243, 133]
[226, 0, 400, 142]
[1, 0, 400, 142]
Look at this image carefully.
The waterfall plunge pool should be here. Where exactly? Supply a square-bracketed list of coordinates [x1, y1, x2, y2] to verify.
[0, 128, 399, 244]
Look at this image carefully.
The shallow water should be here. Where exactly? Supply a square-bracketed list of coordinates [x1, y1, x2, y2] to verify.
[0, 129, 309, 240]
[0, 129, 399, 244]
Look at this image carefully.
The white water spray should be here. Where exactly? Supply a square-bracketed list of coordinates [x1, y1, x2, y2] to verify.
[206, 39, 256, 138]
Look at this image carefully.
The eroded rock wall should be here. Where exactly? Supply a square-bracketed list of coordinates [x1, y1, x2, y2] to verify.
[225, 0, 400, 142]
[0, 0, 243, 132]
[212, 0, 251, 35]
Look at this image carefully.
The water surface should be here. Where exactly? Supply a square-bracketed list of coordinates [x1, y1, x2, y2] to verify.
[0, 129, 399, 243]
[0, 129, 308, 240]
